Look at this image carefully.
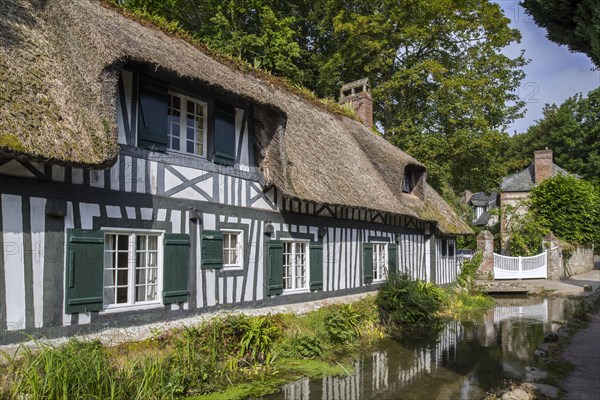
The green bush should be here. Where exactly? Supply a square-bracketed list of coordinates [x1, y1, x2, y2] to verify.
[239, 316, 280, 364]
[530, 174, 600, 248]
[324, 304, 360, 344]
[376, 274, 444, 331]
[292, 335, 323, 358]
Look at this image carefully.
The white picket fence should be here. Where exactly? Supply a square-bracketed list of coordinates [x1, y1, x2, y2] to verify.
[493, 251, 547, 280]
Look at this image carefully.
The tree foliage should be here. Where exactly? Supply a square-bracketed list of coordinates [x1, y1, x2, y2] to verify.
[118, 0, 526, 195]
[521, 0, 600, 67]
[507, 88, 600, 183]
[529, 174, 600, 247]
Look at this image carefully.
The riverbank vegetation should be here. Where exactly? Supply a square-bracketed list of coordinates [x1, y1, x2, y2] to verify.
[0, 277, 493, 400]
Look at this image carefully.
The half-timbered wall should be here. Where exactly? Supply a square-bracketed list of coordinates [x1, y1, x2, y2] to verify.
[0, 68, 459, 340]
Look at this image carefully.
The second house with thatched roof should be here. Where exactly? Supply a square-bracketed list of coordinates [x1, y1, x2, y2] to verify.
[0, 0, 471, 341]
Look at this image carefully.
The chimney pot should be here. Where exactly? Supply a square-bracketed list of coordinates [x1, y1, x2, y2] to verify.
[340, 78, 373, 128]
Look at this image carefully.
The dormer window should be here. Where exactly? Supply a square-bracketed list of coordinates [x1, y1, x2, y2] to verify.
[135, 74, 236, 166]
[167, 93, 207, 157]
[403, 167, 414, 193]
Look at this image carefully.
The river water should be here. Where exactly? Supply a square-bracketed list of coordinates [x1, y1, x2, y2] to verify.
[262, 297, 567, 400]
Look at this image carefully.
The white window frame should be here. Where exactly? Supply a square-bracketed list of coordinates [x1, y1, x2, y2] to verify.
[167, 91, 208, 157]
[222, 229, 243, 270]
[282, 240, 310, 293]
[372, 241, 388, 282]
[101, 228, 164, 311]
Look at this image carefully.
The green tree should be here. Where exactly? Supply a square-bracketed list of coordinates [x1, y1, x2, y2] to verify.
[118, 0, 526, 194]
[119, 0, 304, 80]
[507, 88, 600, 183]
[529, 174, 600, 247]
[521, 0, 600, 67]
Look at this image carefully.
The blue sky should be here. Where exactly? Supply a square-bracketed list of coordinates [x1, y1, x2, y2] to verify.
[494, 1, 599, 135]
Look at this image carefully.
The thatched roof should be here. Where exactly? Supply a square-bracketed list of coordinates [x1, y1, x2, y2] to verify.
[0, 0, 471, 235]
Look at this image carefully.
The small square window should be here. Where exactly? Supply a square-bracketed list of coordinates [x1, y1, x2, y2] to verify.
[222, 230, 243, 269]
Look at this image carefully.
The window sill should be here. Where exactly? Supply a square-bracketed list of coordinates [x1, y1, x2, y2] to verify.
[282, 288, 310, 295]
[223, 265, 243, 271]
[100, 301, 164, 314]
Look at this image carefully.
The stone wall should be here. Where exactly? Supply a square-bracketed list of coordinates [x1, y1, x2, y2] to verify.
[565, 246, 595, 276]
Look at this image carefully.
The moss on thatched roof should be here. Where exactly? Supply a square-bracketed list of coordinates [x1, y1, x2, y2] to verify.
[0, 0, 471, 235]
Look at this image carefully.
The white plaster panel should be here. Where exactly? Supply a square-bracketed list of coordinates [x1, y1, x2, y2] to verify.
[140, 208, 153, 220]
[110, 159, 120, 191]
[164, 168, 181, 193]
[106, 206, 121, 219]
[196, 178, 214, 200]
[30, 197, 46, 328]
[125, 207, 136, 220]
[218, 277, 224, 305]
[170, 187, 207, 202]
[2, 194, 26, 330]
[236, 276, 243, 303]
[72, 168, 84, 185]
[205, 270, 216, 307]
[79, 203, 100, 230]
[226, 276, 234, 304]
[90, 170, 104, 189]
[124, 156, 133, 192]
[156, 209, 167, 222]
[172, 165, 208, 181]
[203, 213, 216, 230]
[52, 165, 65, 182]
[137, 158, 145, 193]
[149, 161, 158, 195]
[170, 210, 181, 234]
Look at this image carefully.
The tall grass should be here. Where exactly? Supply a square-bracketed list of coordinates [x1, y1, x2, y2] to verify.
[0, 299, 383, 400]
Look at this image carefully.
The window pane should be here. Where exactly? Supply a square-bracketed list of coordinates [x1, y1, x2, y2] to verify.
[117, 235, 128, 250]
[136, 286, 146, 302]
[172, 137, 180, 150]
[116, 287, 128, 304]
[147, 284, 157, 301]
[104, 288, 115, 305]
[187, 126, 195, 141]
[117, 269, 128, 286]
[104, 269, 115, 287]
[148, 268, 158, 284]
[105, 234, 115, 251]
[148, 236, 158, 251]
[136, 266, 147, 285]
[117, 251, 128, 269]
[186, 140, 195, 154]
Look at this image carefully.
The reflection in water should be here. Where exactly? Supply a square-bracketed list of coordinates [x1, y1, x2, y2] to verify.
[263, 297, 566, 400]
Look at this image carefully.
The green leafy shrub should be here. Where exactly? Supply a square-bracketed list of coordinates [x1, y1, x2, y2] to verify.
[376, 274, 443, 331]
[292, 335, 323, 359]
[239, 316, 280, 364]
[324, 304, 360, 344]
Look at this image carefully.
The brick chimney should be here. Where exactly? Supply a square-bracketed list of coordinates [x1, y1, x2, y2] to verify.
[534, 148, 553, 184]
[340, 78, 372, 128]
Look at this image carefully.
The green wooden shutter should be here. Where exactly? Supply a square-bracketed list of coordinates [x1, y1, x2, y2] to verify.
[267, 240, 284, 296]
[363, 243, 374, 284]
[201, 230, 223, 269]
[388, 243, 398, 275]
[138, 78, 168, 152]
[213, 104, 236, 166]
[309, 242, 323, 291]
[163, 233, 190, 304]
[65, 229, 104, 314]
